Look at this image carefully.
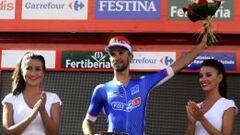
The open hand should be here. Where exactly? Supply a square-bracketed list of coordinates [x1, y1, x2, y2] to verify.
[187, 100, 204, 121]
[30, 99, 42, 120]
[38, 92, 46, 112]
[186, 105, 196, 124]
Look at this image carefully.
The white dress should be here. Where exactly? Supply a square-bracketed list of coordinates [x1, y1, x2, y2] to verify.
[2, 91, 62, 135]
[195, 97, 238, 135]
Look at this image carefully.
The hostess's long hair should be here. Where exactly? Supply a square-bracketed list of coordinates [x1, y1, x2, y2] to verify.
[11, 52, 46, 95]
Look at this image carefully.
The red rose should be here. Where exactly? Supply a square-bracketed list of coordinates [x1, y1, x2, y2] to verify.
[190, 0, 220, 4]
[183, 0, 221, 22]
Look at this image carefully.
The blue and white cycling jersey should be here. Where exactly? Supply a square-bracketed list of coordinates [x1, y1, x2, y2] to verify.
[86, 67, 174, 135]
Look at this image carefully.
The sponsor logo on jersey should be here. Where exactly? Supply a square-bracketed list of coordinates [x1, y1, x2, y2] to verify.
[112, 101, 125, 110]
[110, 91, 124, 98]
[95, 0, 160, 19]
[111, 97, 141, 112]
[130, 85, 140, 95]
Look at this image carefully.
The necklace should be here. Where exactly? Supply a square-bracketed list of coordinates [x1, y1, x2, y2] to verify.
[204, 97, 221, 104]
[200, 97, 221, 113]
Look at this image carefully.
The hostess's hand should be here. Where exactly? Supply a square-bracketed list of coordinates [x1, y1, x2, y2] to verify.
[187, 100, 204, 121]
[38, 92, 46, 112]
[186, 105, 196, 124]
[30, 99, 42, 120]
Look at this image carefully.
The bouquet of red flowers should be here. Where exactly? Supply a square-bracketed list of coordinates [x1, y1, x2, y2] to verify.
[183, 0, 221, 46]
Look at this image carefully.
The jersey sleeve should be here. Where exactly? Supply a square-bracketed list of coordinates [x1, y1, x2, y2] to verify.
[140, 66, 174, 90]
[86, 84, 106, 122]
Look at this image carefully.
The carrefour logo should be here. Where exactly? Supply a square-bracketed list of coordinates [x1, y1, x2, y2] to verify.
[131, 57, 157, 64]
[95, 0, 160, 19]
[160, 56, 174, 66]
[24, 0, 85, 11]
[68, 0, 84, 11]
[22, 0, 88, 20]
[130, 52, 176, 70]
[24, 2, 65, 10]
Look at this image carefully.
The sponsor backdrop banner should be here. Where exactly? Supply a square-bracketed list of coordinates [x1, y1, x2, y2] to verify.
[1, 50, 56, 69]
[0, 0, 16, 19]
[130, 52, 176, 70]
[0, 0, 239, 33]
[95, 0, 160, 19]
[61, 51, 111, 69]
[60, 50, 240, 73]
[1, 49, 240, 73]
[183, 52, 237, 71]
[22, 0, 88, 20]
[61, 51, 176, 70]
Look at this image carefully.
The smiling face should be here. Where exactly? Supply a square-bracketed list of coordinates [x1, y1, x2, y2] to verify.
[108, 46, 133, 72]
[21, 58, 44, 87]
[199, 66, 222, 93]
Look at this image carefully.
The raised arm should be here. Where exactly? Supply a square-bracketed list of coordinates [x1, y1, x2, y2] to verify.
[171, 34, 208, 73]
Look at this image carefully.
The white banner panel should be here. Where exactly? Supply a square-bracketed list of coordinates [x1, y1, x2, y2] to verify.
[1, 50, 56, 69]
[130, 52, 176, 70]
[22, 0, 88, 20]
[0, 0, 16, 19]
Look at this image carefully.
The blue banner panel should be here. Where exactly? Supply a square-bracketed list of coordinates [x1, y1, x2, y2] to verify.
[182, 52, 236, 71]
[95, 0, 160, 19]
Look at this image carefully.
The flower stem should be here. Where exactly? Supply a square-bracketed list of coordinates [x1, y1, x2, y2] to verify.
[203, 16, 218, 46]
